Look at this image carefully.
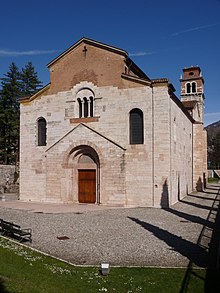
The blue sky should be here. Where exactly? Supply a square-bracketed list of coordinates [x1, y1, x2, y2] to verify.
[0, 0, 219, 126]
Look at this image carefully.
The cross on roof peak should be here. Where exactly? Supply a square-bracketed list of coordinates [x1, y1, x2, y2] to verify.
[83, 45, 87, 57]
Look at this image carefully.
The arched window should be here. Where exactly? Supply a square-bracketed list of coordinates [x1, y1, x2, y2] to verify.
[89, 96, 94, 117]
[37, 117, 47, 146]
[129, 108, 144, 144]
[186, 83, 191, 93]
[76, 88, 95, 118]
[83, 97, 88, 118]
[192, 82, 196, 93]
[77, 98, 82, 118]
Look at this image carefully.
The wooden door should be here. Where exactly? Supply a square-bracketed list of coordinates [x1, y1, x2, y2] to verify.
[78, 169, 96, 203]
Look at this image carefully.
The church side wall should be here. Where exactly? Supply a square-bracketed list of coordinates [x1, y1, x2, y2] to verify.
[193, 123, 207, 190]
[152, 85, 171, 208]
[122, 87, 153, 206]
[203, 130, 208, 185]
[169, 99, 193, 205]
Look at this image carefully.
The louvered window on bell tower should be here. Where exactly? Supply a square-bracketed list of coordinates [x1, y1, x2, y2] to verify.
[186, 82, 197, 94]
[192, 82, 197, 93]
[186, 83, 191, 93]
[129, 108, 144, 144]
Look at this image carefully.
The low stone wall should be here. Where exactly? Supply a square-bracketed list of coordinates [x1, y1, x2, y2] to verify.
[0, 165, 19, 194]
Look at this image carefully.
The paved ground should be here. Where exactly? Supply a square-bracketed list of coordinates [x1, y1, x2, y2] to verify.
[0, 183, 220, 268]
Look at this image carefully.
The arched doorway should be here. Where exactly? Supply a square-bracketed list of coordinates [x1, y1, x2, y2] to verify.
[64, 144, 100, 204]
[63, 142, 100, 204]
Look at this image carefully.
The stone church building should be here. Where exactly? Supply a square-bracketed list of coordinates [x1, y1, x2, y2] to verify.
[19, 37, 207, 207]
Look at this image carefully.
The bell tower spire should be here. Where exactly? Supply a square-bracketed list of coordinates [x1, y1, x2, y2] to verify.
[180, 66, 205, 124]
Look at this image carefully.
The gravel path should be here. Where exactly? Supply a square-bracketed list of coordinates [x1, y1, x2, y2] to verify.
[0, 183, 219, 268]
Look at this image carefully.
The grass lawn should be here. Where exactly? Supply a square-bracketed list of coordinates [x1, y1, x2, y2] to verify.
[0, 237, 206, 293]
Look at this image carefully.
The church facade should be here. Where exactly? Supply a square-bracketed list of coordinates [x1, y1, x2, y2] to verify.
[19, 37, 207, 207]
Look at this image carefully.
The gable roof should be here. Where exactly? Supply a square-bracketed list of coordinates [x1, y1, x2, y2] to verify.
[47, 37, 129, 68]
[47, 37, 151, 81]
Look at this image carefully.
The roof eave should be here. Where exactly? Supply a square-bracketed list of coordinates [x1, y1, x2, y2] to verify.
[121, 73, 151, 86]
[19, 83, 51, 103]
[125, 57, 151, 81]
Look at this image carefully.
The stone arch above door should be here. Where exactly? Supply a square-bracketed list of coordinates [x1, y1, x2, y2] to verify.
[62, 141, 102, 169]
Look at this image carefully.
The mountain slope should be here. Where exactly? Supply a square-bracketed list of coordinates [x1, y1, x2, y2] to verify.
[205, 120, 220, 169]
[205, 120, 220, 140]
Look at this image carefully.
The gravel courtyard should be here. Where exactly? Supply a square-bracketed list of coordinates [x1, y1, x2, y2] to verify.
[0, 183, 219, 268]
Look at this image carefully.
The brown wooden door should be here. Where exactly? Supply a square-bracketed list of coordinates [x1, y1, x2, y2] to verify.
[78, 169, 96, 203]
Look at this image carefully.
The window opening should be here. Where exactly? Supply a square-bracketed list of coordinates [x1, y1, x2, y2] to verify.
[83, 97, 88, 118]
[186, 83, 191, 93]
[89, 96, 93, 117]
[37, 117, 47, 146]
[130, 108, 144, 144]
[192, 82, 196, 93]
[78, 98, 82, 118]
[76, 89, 95, 118]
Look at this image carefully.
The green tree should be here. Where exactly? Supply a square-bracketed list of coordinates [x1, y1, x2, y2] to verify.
[20, 62, 42, 96]
[208, 132, 220, 169]
[0, 63, 21, 164]
[0, 62, 42, 164]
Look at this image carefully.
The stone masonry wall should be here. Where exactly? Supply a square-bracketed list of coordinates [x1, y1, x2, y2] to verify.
[193, 123, 207, 190]
[20, 77, 197, 207]
[170, 99, 193, 205]
[19, 39, 201, 206]
[20, 82, 152, 204]
[0, 165, 15, 186]
[152, 84, 170, 207]
[0, 164, 18, 194]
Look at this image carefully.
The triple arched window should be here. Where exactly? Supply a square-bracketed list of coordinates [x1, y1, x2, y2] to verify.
[129, 108, 144, 144]
[37, 117, 47, 146]
[77, 96, 94, 118]
[186, 82, 197, 94]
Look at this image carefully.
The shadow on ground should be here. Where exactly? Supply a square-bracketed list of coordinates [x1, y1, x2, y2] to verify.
[128, 183, 220, 292]
[204, 185, 220, 292]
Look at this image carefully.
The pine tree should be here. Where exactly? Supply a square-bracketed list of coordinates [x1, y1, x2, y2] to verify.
[20, 62, 42, 96]
[0, 63, 21, 164]
[0, 62, 42, 164]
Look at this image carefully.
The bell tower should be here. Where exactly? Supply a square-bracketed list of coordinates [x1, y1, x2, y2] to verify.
[180, 66, 205, 124]
[180, 66, 207, 191]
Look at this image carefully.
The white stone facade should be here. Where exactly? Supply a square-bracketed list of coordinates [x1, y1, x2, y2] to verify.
[19, 38, 207, 207]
